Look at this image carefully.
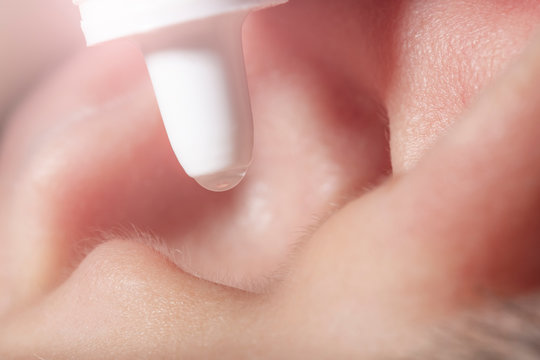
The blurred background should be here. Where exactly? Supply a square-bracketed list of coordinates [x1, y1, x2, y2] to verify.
[0, 0, 84, 122]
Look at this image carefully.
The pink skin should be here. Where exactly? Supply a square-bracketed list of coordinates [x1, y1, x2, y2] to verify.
[1, 0, 540, 358]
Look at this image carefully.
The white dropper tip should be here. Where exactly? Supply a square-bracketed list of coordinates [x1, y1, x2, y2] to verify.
[144, 13, 253, 192]
[74, 0, 289, 191]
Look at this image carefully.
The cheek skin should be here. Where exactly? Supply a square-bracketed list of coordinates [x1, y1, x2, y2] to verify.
[386, 0, 540, 172]
[0, 0, 82, 120]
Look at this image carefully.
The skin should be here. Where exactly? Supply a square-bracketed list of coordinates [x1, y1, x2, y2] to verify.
[1, 0, 540, 358]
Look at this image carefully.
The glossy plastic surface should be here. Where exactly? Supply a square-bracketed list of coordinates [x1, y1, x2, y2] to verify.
[74, 0, 288, 191]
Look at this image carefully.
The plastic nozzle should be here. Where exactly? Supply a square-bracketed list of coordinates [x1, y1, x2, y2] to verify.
[143, 12, 253, 191]
[74, 0, 288, 191]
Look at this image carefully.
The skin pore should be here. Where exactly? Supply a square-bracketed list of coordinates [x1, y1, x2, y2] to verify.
[1, 0, 540, 358]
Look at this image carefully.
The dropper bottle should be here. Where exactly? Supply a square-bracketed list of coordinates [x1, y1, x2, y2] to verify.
[73, 0, 288, 191]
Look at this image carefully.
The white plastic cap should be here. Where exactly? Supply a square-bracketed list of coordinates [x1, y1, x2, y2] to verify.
[74, 0, 287, 45]
[74, 0, 288, 191]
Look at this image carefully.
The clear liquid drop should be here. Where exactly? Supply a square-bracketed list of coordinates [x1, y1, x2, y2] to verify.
[194, 168, 247, 192]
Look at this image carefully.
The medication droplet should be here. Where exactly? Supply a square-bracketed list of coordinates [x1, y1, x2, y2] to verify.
[194, 168, 247, 192]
